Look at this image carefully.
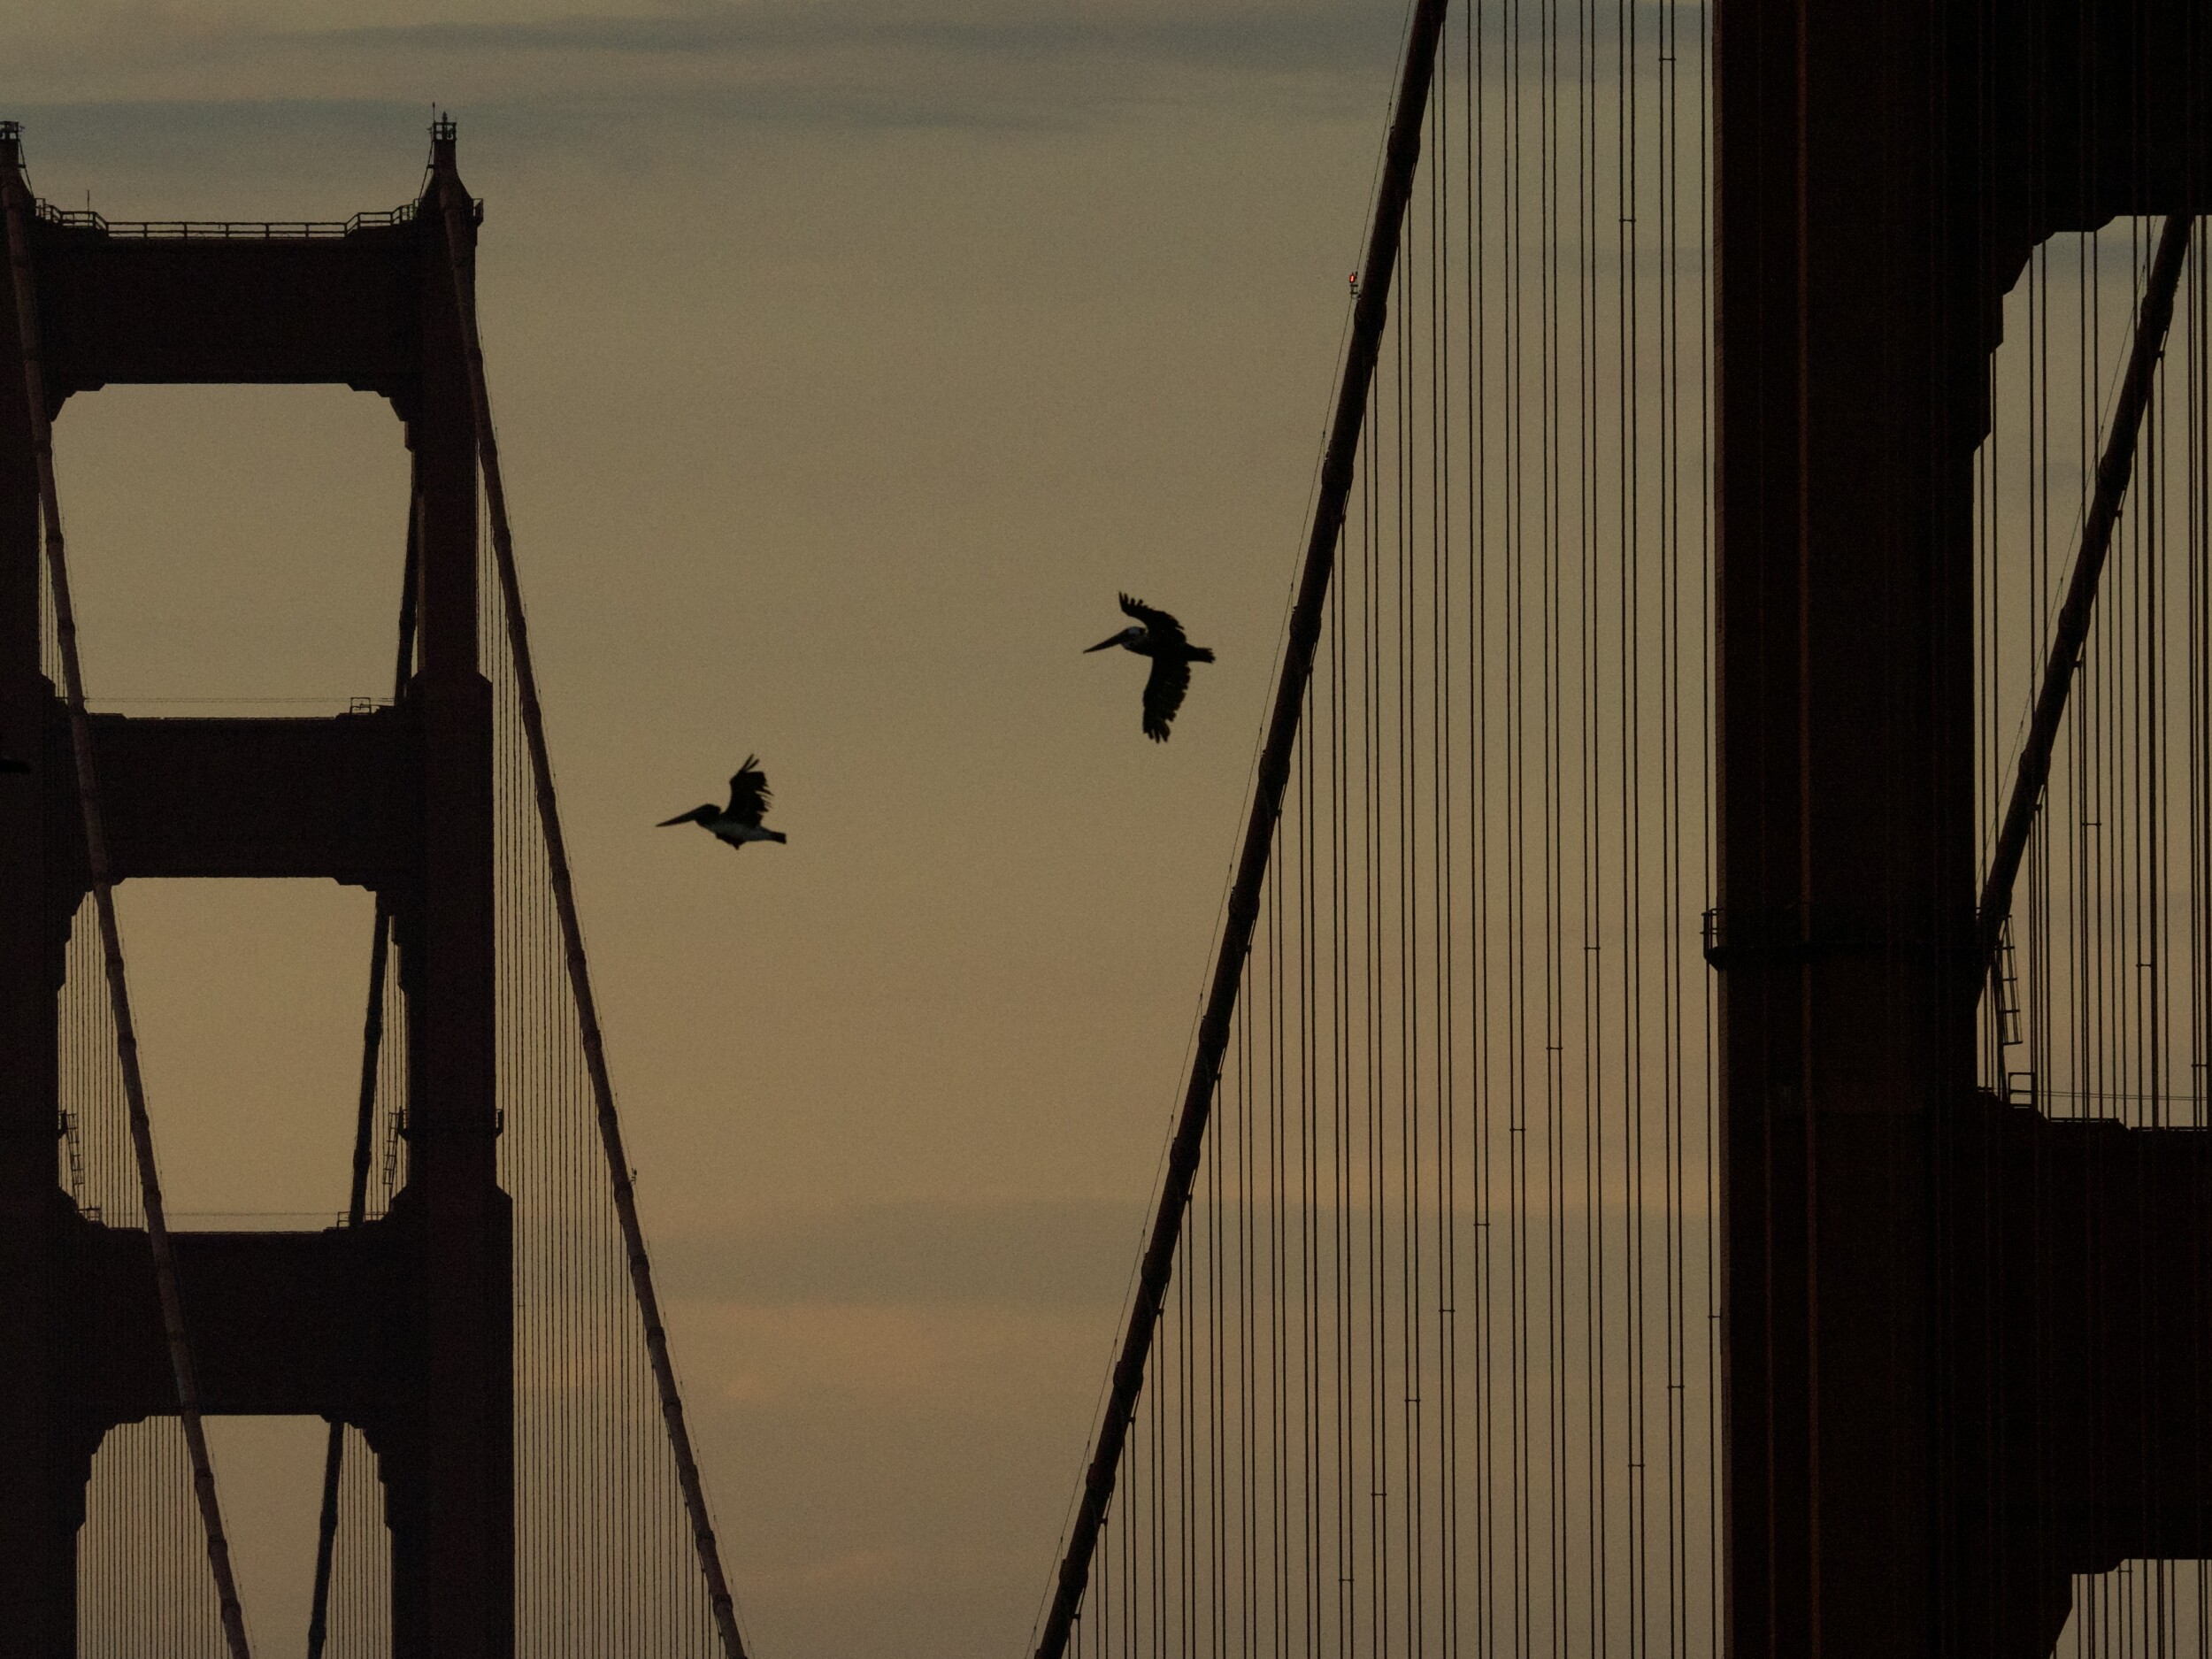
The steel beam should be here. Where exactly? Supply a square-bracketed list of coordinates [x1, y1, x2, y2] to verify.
[28, 220, 419, 401]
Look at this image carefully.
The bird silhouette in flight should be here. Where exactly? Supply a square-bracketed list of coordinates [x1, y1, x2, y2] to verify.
[657, 757, 787, 851]
[1086, 594, 1216, 742]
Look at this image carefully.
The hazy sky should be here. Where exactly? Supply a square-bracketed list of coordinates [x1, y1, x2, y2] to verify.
[5, 2, 1410, 1651]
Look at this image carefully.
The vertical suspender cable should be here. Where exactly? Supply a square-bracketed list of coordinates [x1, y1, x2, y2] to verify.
[1976, 214, 2193, 994]
[307, 511, 419, 1659]
[434, 184, 750, 1659]
[304, 895, 390, 1659]
[0, 130, 256, 1659]
[1031, 5, 1452, 1654]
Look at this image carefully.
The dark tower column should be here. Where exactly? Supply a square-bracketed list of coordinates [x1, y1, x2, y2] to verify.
[386, 124, 514, 1659]
[0, 127, 79, 1659]
[1717, 3, 2212, 1655]
[1714, 3, 1974, 1653]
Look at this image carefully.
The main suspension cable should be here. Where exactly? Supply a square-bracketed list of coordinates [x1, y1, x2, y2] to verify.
[434, 173, 750, 1659]
[0, 124, 255, 1659]
[1029, 5, 1453, 1653]
[1976, 213, 2193, 999]
[306, 502, 419, 1659]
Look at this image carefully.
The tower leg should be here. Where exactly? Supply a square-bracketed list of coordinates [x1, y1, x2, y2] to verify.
[385, 147, 513, 1657]
[0, 151, 78, 1658]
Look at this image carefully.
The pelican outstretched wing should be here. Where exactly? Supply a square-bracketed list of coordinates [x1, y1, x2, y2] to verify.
[725, 757, 772, 827]
[1141, 655, 1192, 742]
[1119, 592, 1189, 650]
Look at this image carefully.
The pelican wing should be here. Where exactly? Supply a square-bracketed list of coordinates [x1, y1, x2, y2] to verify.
[725, 756, 773, 827]
[1118, 592, 1189, 650]
[1141, 654, 1192, 742]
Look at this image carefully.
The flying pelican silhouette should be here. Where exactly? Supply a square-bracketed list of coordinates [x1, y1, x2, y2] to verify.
[657, 757, 787, 851]
[1086, 593, 1216, 742]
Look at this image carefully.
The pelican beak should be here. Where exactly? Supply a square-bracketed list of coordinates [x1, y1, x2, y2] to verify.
[657, 809, 699, 827]
[1085, 633, 1125, 653]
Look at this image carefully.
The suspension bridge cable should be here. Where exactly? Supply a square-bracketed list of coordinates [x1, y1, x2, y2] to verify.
[306, 503, 419, 1659]
[1030, 6, 1453, 1654]
[305, 894, 393, 1659]
[433, 175, 749, 1659]
[0, 127, 255, 1659]
[1976, 215, 2194, 1000]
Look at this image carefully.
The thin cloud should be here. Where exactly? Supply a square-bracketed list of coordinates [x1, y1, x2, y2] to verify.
[656, 1195, 1149, 1307]
[6, 0, 1409, 135]
[305, 1, 1402, 70]
[4, 0, 1704, 145]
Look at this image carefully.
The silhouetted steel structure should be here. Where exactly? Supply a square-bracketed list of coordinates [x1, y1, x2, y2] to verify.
[1716, 2, 2212, 1654]
[0, 125, 511, 1655]
[1029, 4, 2212, 1658]
[16, 10, 2212, 1656]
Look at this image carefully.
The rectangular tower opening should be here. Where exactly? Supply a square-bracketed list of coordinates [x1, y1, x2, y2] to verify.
[79, 1415, 390, 1655]
[61, 879, 382, 1225]
[48, 383, 410, 708]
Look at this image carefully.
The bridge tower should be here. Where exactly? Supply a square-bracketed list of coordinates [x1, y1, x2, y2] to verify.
[1717, 3, 2212, 1653]
[0, 122, 513, 1655]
